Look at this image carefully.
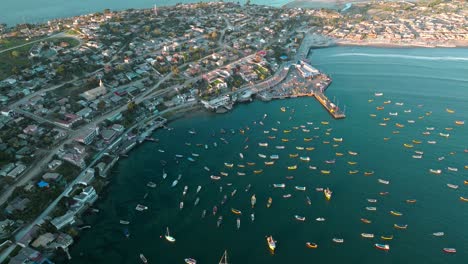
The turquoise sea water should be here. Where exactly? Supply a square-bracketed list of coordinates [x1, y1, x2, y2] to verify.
[67, 47, 467, 264]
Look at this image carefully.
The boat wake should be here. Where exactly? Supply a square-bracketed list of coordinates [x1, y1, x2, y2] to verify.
[332, 53, 468, 62]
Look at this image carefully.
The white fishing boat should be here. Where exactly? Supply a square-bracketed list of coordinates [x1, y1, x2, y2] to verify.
[182, 186, 188, 196]
[162, 169, 167, 179]
[361, 233, 375, 238]
[366, 207, 377, 211]
[429, 169, 442, 174]
[273, 183, 286, 188]
[179, 201, 184, 210]
[251, 213, 255, 222]
[375, 92, 383, 97]
[378, 179, 390, 185]
[389, 112, 398, 116]
[332, 238, 344, 243]
[165, 227, 176, 243]
[146, 181, 156, 188]
[194, 197, 200, 206]
[258, 142, 268, 147]
[204, 166, 210, 171]
[196, 185, 202, 193]
[119, 220, 130, 225]
[158, 149, 165, 153]
[447, 167, 458, 172]
[367, 199, 377, 203]
[295, 186, 306, 191]
[275, 145, 285, 149]
[192, 153, 200, 157]
[236, 218, 241, 229]
[218, 250, 229, 264]
[432, 232, 445, 237]
[316, 218, 326, 222]
[136, 204, 148, 211]
[412, 155, 423, 159]
[239, 153, 244, 159]
[447, 184, 458, 189]
[171, 180, 178, 187]
[270, 154, 279, 160]
[300, 156, 310, 162]
[258, 154, 267, 158]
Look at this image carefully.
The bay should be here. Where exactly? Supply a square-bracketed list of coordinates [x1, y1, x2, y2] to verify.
[67, 46, 467, 264]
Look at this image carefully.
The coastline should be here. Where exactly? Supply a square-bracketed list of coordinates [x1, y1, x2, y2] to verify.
[333, 39, 468, 49]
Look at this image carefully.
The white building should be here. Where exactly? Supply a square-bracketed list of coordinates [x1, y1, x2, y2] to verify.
[80, 80, 107, 101]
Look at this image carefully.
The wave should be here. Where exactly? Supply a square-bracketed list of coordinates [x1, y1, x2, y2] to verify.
[331, 53, 468, 61]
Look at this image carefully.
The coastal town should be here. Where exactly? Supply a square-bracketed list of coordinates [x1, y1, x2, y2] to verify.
[0, 0, 466, 263]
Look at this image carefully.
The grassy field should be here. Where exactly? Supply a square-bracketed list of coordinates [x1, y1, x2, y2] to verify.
[0, 36, 80, 80]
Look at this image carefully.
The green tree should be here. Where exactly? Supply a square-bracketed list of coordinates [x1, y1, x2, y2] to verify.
[127, 101, 136, 111]
[56, 65, 65, 76]
[97, 100, 106, 111]
[11, 50, 20, 58]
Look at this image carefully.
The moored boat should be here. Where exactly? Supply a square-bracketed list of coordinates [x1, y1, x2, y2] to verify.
[211, 175, 221, 180]
[375, 244, 390, 251]
[447, 184, 458, 189]
[332, 238, 344, 243]
[267, 197, 272, 208]
[185, 258, 197, 264]
[460, 197, 468, 202]
[366, 207, 377, 211]
[324, 188, 332, 200]
[406, 199, 417, 203]
[361, 218, 372, 224]
[251, 194, 257, 208]
[165, 227, 176, 243]
[443, 248, 456, 253]
[361, 233, 375, 238]
[394, 224, 408, 229]
[140, 254, 148, 263]
[429, 169, 442, 174]
[266, 236, 276, 252]
[294, 215, 306, 221]
[273, 183, 286, 188]
[381, 235, 393, 240]
[390, 210, 403, 216]
[306, 242, 318, 249]
[231, 208, 242, 215]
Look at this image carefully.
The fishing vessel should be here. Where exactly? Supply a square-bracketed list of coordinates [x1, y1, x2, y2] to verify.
[217, 216, 223, 227]
[367, 199, 377, 203]
[446, 108, 455, 113]
[165, 227, 176, 242]
[447, 184, 458, 189]
[275, 145, 285, 149]
[306, 242, 318, 248]
[455, 120, 465, 125]
[179, 202, 184, 210]
[316, 217, 326, 222]
[412, 155, 422, 159]
[460, 197, 468, 202]
[375, 244, 390, 251]
[294, 215, 306, 221]
[231, 208, 242, 215]
[210, 175, 221, 180]
[325, 159, 336, 164]
[254, 169, 263, 174]
[270, 154, 279, 160]
[295, 186, 306, 191]
[429, 169, 442, 174]
[171, 179, 179, 187]
[273, 183, 286, 188]
[324, 188, 332, 200]
[140, 254, 148, 263]
[361, 218, 372, 224]
[251, 213, 255, 222]
[406, 199, 417, 203]
[224, 163, 234, 168]
[375, 92, 383, 96]
[333, 138, 343, 142]
[378, 179, 390, 185]
[364, 171, 375, 176]
[251, 194, 256, 208]
[213, 206, 218, 216]
[267, 197, 273, 208]
[443, 248, 456, 253]
[185, 258, 197, 264]
[361, 233, 374, 238]
[390, 210, 402, 216]
[348, 151, 358, 156]
[366, 207, 377, 211]
[321, 170, 331, 174]
[300, 156, 310, 161]
[403, 143, 413, 148]
[266, 236, 276, 252]
[394, 224, 408, 229]
[381, 235, 393, 240]
[439, 133, 449, 138]
[162, 169, 167, 179]
[265, 161, 275, 166]
[258, 142, 268, 147]
[182, 186, 188, 196]
[120, 220, 130, 225]
[146, 182, 156, 188]
[196, 185, 202, 193]
[332, 238, 344, 243]
[289, 153, 298, 158]
[236, 218, 241, 229]
[433, 232, 444, 236]
[447, 167, 458, 172]
[135, 204, 148, 211]
[231, 189, 237, 197]
[349, 170, 359, 174]
[288, 165, 297, 170]
[306, 196, 312, 205]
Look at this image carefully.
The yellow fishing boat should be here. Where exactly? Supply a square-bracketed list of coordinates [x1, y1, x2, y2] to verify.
[268, 136, 276, 139]
[376, 106, 384, 110]
[412, 140, 422, 144]
[280, 107, 286, 112]
[283, 130, 291, 133]
[364, 171, 374, 176]
[383, 137, 391, 141]
[347, 161, 357, 165]
[281, 138, 289, 142]
[323, 141, 330, 144]
[224, 163, 234, 168]
[289, 154, 298, 158]
[304, 138, 312, 142]
[455, 120, 464, 125]
[265, 161, 275, 166]
[403, 143, 413, 148]
[370, 114, 377, 117]
[383, 100, 391, 104]
[237, 164, 245, 168]
[321, 170, 331, 174]
[390, 211, 403, 216]
[383, 117, 390, 121]
[368, 99, 374, 103]
[396, 123, 404, 128]
[381, 235, 393, 240]
[305, 147, 315, 151]
[446, 108, 455, 114]
[247, 162, 256, 166]
[254, 169, 263, 174]
[460, 197, 468, 202]
[349, 170, 359, 174]
[336, 152, 344, 156]
[348, 151, 358, 156]
[321, 121, 329, 125]
[392, 131, 400, 134]
[418, 116, 424, 119]
[231, 208, 242, 215]
[288, 165, 297, 170]
[445, 127, 453, 131]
